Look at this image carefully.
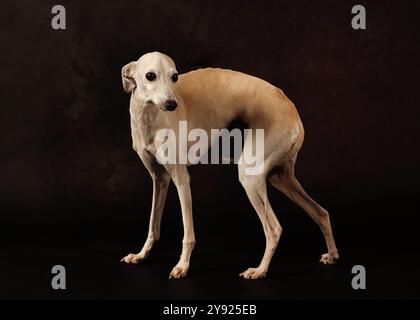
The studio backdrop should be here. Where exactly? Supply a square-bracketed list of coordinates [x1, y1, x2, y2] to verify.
[1, 0, 419, 299]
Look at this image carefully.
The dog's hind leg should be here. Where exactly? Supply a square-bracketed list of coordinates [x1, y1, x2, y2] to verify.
[121, 165, 171, 264]
[238, 165, 282, 279]
[269, 161, 339, 264]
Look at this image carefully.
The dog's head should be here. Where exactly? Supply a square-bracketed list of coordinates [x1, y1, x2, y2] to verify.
[122, 52, 179, 111]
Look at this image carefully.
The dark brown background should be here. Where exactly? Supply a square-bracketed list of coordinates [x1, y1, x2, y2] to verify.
[0, 0, 419, 299]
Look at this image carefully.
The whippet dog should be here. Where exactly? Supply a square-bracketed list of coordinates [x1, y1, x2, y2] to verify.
[120, 52, 339, 279]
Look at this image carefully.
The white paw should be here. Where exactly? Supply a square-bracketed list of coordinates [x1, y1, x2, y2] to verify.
[120, 253, 144, 264]
[319, 251, 339, 265]
[239, 267, 267, 280]
[169, 265, 189, 279]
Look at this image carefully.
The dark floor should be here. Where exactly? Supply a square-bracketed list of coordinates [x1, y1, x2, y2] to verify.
[1, 203, 419, 300]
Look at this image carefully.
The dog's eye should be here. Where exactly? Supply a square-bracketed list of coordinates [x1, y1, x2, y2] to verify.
[145, 72, 156, 81]
[171, 73, 178, 83]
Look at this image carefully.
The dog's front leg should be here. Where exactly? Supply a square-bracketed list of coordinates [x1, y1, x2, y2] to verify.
[121, 168, 170, 264]
[167, 165, 196, 279]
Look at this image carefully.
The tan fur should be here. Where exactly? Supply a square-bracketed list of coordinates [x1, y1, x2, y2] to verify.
[120, 52, 339, 279]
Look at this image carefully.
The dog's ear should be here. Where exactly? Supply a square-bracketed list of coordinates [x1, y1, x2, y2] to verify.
[121, 62, 137, 93]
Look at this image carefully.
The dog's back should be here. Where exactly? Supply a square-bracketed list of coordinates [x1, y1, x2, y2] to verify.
[175, 68, 303, 153]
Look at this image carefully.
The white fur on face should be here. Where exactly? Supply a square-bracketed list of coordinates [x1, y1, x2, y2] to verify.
[133, 52, 178, 110]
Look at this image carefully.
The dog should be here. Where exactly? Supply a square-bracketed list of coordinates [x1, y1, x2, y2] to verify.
[120, 52, 339, 279]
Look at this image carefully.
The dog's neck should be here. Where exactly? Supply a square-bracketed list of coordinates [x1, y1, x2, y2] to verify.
[130, 100, 159, 148]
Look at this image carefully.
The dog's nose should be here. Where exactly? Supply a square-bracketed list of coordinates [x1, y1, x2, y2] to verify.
[164, 100, 177, 111]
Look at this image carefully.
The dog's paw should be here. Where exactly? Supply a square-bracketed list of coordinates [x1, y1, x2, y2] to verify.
[239, 267, 267, 280]
[169, 265, 189, 279]
[120, 253, 144, 264]
[319, 251, 339, 265]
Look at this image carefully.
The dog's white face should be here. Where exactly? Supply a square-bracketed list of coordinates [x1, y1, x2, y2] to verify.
[122, 52, 179, 111]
